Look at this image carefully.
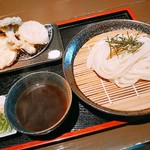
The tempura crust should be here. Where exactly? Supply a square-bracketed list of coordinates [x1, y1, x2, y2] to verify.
[18, 21, 49, 45]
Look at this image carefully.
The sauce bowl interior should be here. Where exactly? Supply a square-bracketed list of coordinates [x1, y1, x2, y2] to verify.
[4, 71, 72, 135]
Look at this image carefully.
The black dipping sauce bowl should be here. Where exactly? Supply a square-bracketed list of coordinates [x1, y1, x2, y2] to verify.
[4, 71, 72, 136]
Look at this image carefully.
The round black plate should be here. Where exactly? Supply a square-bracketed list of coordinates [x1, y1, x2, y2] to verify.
[63, 19, 150, 117]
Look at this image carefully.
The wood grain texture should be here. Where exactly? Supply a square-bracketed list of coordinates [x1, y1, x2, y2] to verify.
[37, 121, 150, 150]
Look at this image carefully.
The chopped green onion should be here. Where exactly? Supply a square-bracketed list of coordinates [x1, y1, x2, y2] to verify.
[106, 32, 144, 59]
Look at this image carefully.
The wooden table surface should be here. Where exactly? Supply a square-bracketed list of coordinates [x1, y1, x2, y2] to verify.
[0, 0, 150, 149]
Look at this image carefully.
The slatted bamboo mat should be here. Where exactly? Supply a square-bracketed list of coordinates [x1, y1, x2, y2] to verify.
[73, 33, 150, 112]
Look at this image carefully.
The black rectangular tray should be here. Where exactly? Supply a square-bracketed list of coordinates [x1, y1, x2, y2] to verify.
[0, 8, 140, 149]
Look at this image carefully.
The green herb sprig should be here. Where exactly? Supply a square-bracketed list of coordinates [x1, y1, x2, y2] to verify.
[106, 32, 144, 59]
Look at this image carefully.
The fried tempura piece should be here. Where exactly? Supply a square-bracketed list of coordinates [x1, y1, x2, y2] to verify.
[0, 17, 22, 27]
[0, 17, 49, 69]
[18, 21, 49, 45]
[19, 42, 36, 54]
[0, 17, 22, 37]
[0, 37, 18, 69]
[6, 29, 36, 54]
[6, 20, 49, 54]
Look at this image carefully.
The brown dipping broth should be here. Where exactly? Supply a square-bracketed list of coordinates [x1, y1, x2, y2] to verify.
[16, 84, 68, 132]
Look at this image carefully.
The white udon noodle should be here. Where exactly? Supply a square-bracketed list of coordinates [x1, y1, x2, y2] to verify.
[87, 32, 150, 88]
